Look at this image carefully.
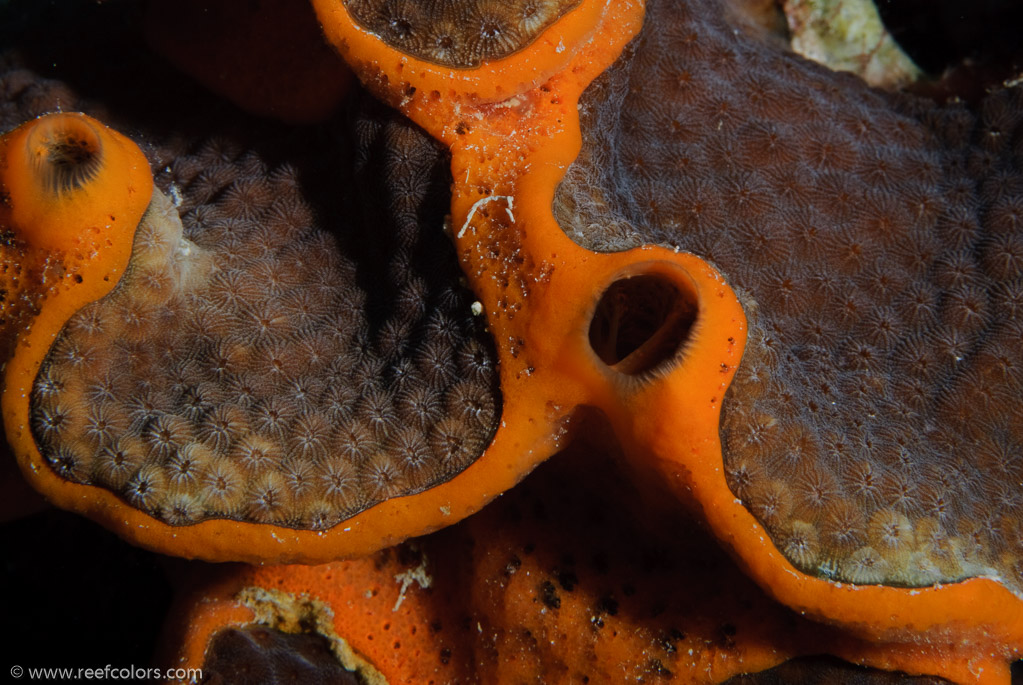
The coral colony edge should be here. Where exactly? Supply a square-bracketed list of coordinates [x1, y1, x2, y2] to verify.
[0, 0, 1022, 683]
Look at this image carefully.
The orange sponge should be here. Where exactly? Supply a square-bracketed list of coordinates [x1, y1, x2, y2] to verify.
[0, 112, 151, 257]
[1, 111, 152, 515]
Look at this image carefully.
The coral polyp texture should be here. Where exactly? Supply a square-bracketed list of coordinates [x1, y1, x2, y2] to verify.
[341, 0, 581, 68]
[28, 100, 500, 530]
[553, 0, 1023, 594]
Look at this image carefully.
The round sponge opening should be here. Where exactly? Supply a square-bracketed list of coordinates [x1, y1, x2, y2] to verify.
[25, 114, 105, 196]
[587, 271, 699, 376]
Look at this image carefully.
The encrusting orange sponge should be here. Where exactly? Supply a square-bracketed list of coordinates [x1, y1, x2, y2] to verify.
[164, 434, 996, 684]
[5, 0, 673, 567]
[3, 4, 1020, 679]
[312, 0, 1022, 680]
[1, 111, 152, 519]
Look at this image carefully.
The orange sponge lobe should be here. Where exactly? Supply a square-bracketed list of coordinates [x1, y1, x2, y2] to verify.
[0, 112, 151, 257]
[0, 112, 152, 362]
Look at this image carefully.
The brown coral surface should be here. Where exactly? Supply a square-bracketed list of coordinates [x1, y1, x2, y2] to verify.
[28, 94, 500, 531]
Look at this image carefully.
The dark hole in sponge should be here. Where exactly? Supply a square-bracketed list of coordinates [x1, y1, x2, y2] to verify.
[588, 273, 698, 376]
[29, 118, 104, 195]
